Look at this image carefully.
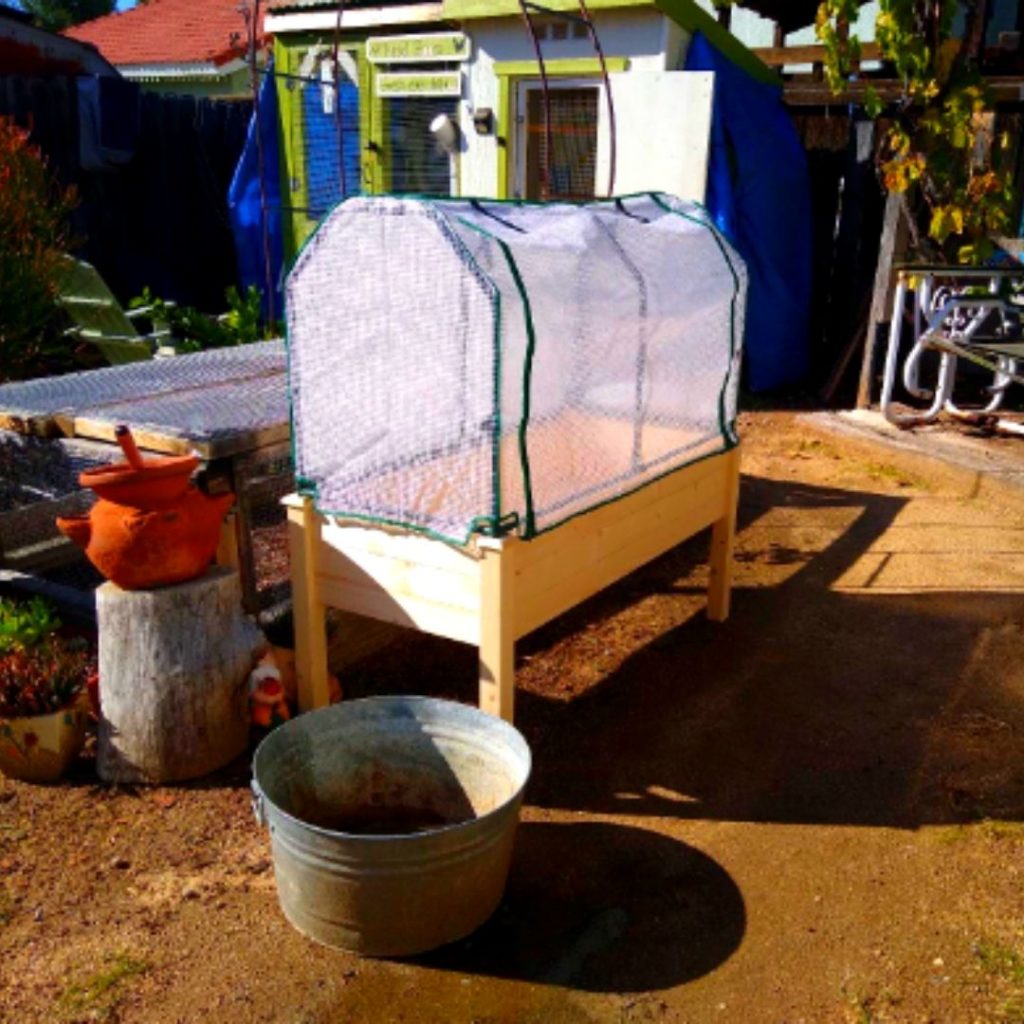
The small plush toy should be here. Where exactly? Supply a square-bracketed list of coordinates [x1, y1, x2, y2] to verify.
[246, 649, 343, 730]
[248, 652, 291, 729]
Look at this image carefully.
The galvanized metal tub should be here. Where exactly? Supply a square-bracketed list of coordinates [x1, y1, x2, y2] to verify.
[251, 696, 532, 957]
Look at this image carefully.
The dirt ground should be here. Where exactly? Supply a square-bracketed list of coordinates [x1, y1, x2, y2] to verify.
[3, 411, 1024, 1024]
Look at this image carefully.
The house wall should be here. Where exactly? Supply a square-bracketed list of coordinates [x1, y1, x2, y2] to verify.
[459, 9, 684, 197]
[126, 67, 253, 100]
[986, 0, 1021, 39]
[272, 6, 722, 254]
[595, 69, 713, 199]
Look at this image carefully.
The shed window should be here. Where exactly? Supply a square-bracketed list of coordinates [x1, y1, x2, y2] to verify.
[523, 85, 598, 201]
[386, 97, 456, 196]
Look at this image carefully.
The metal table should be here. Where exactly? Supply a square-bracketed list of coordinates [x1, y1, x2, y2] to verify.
[0, 342, 291, 611]
[879, 264, 1024, 427]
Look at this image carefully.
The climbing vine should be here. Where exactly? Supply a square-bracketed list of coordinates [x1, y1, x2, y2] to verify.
[814, 0, 1015, 262]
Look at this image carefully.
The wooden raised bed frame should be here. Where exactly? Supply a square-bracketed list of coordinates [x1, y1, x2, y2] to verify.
[285, 445, 740, 723]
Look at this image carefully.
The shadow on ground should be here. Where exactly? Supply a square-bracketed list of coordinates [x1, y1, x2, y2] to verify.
[413, 820, 744, 992]
[343, 473, 1024, 830]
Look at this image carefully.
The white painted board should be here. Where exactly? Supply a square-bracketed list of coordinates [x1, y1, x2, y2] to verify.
[595, 70, 714, 203]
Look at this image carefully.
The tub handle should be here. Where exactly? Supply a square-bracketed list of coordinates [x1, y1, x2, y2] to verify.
[251, 781, 266, 828]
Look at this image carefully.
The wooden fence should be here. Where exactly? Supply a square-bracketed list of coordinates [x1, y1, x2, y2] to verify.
[0, 76, 252, 313]
[789, 112, 887, 402]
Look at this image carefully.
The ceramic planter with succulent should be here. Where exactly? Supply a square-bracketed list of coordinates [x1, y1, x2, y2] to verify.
[0, 597, 90, 783]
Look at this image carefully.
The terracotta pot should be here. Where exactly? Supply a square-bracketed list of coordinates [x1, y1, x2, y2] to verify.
[57, 487, 235, 590]
[0, 696, 88, 782]
[79, 426, 198, 509]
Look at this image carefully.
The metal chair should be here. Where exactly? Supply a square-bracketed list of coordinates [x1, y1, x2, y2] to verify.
[880, 265, 1024, 426]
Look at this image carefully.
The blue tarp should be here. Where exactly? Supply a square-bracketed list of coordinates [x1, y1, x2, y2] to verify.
[228, 65, 283, 322]
[685, 33, 812, 392]
[302, 69, 361, 216]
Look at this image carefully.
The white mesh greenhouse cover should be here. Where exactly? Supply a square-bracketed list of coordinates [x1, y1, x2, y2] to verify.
[286, 193, 747, 542]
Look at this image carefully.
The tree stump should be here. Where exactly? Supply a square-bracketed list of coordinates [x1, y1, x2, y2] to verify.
[96, 566, 263, 783]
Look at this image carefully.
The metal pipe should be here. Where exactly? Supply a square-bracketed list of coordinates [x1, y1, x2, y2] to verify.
[331, 0, 348, 198]
[244, 0, 276, 327]
[576, 0, 616, 196]
[515, 0, 553, 199]
[902, 274, 933, 399]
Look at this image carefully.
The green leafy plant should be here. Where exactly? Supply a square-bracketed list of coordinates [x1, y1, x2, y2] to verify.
[0, 597, 61, 655]
[130, 284, 279, 353]
[220, 284, 265, 342]
[0, 636, 88, 718]
[975, 939, 1024, 985]
[0, 597, 88, 719]
[0, 117, 78, 381]
[814, 0, 1015, 263]
[59, 951, 149, 1020]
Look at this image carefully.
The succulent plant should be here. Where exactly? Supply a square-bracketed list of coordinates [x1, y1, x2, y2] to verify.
[0, 596, 89, 717]
[0, 636, 89, 718]
[0, 596, 61, 654]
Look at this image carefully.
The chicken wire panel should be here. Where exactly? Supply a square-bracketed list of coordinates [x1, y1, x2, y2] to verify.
[285, 194, 745, 542]
[286, 198, 500, 539]
[0, 342, 285, 424]
[0, 433, 119, 556]
[71, 373, 289, 450]
[525, 87, 599, 201]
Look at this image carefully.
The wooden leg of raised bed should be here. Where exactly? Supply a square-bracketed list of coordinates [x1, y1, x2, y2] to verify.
[478, 540, 516, 723]
[286, 495, 330, 712]
[707, 446, 741, 623]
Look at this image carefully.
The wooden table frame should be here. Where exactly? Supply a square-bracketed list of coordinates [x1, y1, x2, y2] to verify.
[285, 445, 740, 722]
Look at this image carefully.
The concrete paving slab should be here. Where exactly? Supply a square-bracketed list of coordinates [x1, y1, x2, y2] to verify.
[801, 408, 1024, 493]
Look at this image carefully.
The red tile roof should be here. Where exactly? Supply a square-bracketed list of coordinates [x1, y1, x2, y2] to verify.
[64, 0, 263, 68]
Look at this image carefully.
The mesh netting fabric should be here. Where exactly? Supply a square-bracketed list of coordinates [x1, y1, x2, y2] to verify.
[0, 342, 286, 448]
[286, 193, 746, 542]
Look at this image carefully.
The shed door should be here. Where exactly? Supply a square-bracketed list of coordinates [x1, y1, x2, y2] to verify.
[514, 80, 599, 201]
[302, 52, 361, 218]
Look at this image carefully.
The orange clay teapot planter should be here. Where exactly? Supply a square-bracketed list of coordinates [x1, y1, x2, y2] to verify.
[79, 427, 198, 508]
[56, 426, 234, 590]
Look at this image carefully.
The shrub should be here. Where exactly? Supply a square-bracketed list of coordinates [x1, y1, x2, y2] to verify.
[0, 597, 89, 717]
[0, 117, 77, 381]
[130, 284, 279, 352]
[815, 0, 1015, 263]
[0, 637, 88, 717]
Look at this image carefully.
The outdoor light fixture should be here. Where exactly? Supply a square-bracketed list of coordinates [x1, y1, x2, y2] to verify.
[472, 108, 494, 136]
[429, 113, 461, 155]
